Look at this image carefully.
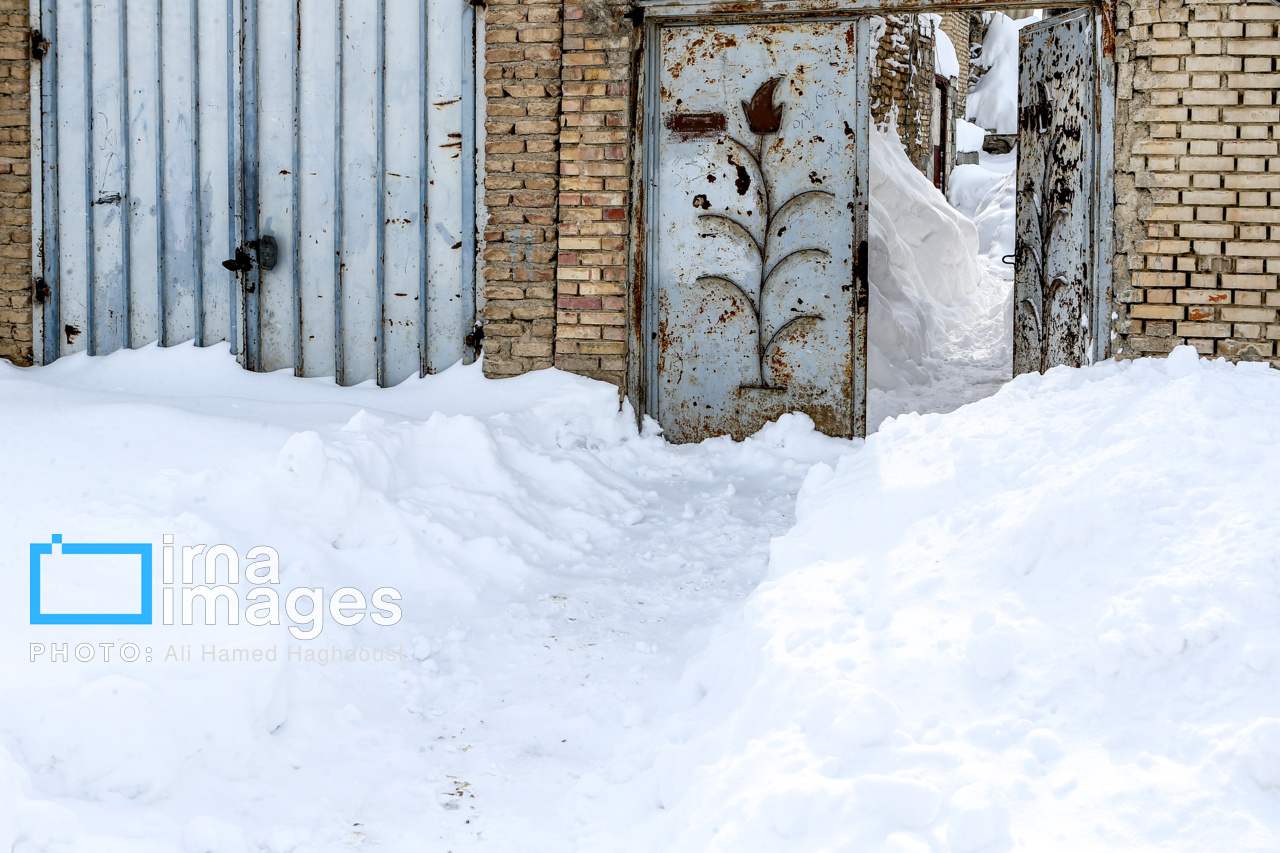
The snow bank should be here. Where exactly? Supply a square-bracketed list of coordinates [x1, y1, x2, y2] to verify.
[967, 12, 1040, 134]
[972, 170, 1016, 258]
[868, 128, 982, 392]
[623, 349, 1280, 851]
[927, 15, 961, 80]
[0, 342, 851, 851]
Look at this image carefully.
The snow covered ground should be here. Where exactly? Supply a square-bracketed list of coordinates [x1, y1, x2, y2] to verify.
[5, 343, 1280, 852]
[0, 345, 850, 851]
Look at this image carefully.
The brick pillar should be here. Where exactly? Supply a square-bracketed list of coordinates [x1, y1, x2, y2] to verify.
[0, 2, 31, 366]
[1114, 0, 1280, 366]
[554, 0, 631, 387]
[480, 0, 563, 376]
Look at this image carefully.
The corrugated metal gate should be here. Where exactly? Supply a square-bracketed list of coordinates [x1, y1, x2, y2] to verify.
[36, 0, 477, 385]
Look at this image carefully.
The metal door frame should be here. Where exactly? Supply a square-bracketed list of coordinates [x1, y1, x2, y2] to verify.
[631, 0, 1115, 438]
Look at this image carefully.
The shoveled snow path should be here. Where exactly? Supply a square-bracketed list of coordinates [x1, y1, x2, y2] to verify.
[390, 426, 846, 849]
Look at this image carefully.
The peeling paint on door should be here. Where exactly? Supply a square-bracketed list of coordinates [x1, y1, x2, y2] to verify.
[1014, 9, 1097, 375]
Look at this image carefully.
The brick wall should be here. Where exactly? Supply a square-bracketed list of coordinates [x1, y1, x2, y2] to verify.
[1115, 0, 1280, 365]
[479, 0, 563, 376]
[938, 11, 971, 117]
[554, 0, 631, 386]
[871, 15, 936, 173]
[0, 1, 30, 366]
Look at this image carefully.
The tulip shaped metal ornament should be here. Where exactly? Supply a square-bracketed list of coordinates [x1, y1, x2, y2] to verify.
[693, 77, 835, 390]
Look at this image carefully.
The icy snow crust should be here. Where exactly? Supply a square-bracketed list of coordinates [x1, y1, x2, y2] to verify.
[4, 344, 1280, 851]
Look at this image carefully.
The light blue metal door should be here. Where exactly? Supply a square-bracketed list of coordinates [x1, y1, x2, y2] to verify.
[644, 19, 871, 441]
[37, 0, 477, 384]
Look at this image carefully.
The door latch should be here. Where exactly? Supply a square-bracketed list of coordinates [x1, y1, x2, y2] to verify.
[258, 235, 278, 271]
[221, 247, 253, 273]
[221, 235, 279, 274]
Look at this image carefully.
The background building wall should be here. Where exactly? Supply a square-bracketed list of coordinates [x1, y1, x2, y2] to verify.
[870, 15, 937, 174]
[10, 1, 1280, 379]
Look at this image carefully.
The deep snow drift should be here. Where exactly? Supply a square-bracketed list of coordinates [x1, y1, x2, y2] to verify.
[868, 129, 1012, 430]
[967, 13, 1041, 135]
[4, 345, 1280, 852]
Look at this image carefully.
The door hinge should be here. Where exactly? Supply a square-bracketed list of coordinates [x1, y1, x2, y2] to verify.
[30, 29, 50, 60]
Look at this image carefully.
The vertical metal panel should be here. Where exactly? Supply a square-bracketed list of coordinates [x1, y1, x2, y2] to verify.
[154, 0, 167, 342]
[381, 0, 427, 385]
[159, 0, 200, 343]
[1014, 8, 1096, 375]
[195, 0, 236, 346]
[188, 0, 203, 342]
[254, 0, 299, 371]
[332, 0, 344, 378]
[374, 0, 386, 382]
[226, 0, 243, 354]
[38, 0, 60, 364]
[241, 0, 262, 369]
[336, 0, 381, 384]
[297, 0, 339, 377]
[649, 20, 865, 442]
[424, 0, 465, 373]
[124, 0, 160, 348]
[54, 0, 88, 356]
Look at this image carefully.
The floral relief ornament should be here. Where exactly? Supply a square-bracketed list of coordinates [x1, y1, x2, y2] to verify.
[694, 77, 835, 390]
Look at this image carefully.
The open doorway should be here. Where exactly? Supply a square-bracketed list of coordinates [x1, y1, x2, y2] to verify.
[865, 8, 1107, 431]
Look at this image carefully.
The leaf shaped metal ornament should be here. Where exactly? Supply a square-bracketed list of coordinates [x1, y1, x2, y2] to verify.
[742, 77, 785, 135]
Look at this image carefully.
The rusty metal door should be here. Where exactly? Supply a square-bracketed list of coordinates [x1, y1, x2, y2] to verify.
[1014, 9, 1098, 375]
[645, 20, 870, 442]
